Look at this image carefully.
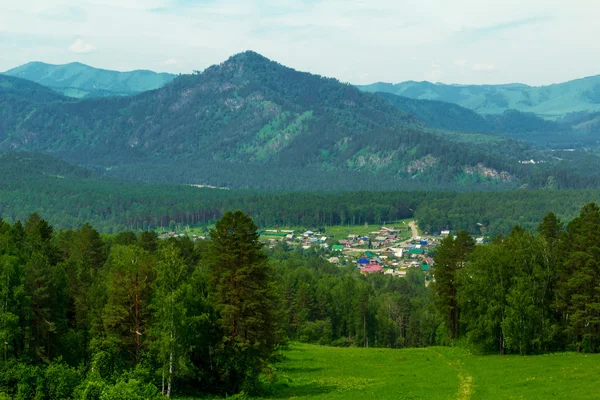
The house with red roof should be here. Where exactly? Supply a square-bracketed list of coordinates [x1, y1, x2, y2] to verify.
[360, 263, 383, 275]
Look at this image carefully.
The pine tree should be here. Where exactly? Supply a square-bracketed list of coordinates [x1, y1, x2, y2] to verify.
[207, 211, 282, 393]
[102, 245, 154, 364]
[64, 223, 106, 364]
[558, 203, 600, 352]
[432, 231, 474, 343]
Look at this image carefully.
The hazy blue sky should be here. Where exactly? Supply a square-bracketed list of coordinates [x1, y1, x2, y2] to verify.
[1, 0, 598, 85]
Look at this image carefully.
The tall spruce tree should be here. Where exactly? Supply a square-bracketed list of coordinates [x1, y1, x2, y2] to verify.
[102, 245, 154, 365]
[207, 211, 282, 394]
[558, 203, 600, 352]
[432, 231, 475, 343]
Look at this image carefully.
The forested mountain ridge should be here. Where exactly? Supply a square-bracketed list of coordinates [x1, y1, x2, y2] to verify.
[376, 92, 563, 134]
[3, 61, 176, 98]
[0, 75, 73, 143]
[358, 75, 600, 118]
[0, 51, 597, 190]
[0, 74, 67, 102]
[376, 92, 600, 148]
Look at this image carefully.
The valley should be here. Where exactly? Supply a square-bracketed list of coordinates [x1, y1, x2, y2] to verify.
[2, 21, 600, 398]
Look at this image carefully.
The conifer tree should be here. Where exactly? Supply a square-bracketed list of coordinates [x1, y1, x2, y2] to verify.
[207, 211, 282, 393]
[102, 245, 154, 364]
[432, 231, 474, 342]
[558, 203, 600, 352]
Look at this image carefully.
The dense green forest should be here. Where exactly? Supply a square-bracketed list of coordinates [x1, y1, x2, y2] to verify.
[3, 205, 600, 398]
[2, 152, 600, 236]
[0, 211, 282, 398]
[2, 52, 600, 190]
[433, 204, 600, 354]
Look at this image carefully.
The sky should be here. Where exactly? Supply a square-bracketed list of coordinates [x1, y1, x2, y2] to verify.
[1, 0, 599, 85]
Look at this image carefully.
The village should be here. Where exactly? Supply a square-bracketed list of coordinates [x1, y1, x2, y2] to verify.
[158, 220, 487, 281]
[259, 221, 460, 280]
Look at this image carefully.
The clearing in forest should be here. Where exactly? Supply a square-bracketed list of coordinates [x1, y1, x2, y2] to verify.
[256, 343, 600, 399]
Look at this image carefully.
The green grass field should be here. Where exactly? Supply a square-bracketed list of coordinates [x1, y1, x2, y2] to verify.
[323, 219, 413, 241]
[256, 220, 414, 243]
[157, 220, 414, 243]
[256, 343, 600, 399]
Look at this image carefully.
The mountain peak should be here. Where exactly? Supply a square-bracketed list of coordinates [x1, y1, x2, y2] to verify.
[226, 50, 272, 64]
[199, 51, 284, 81]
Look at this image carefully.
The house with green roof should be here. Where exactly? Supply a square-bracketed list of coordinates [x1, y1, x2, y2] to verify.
[332, 245, 344, 252]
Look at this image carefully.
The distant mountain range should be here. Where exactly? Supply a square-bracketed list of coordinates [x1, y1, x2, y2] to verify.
[358, 76, 600, 119]
[3, 61, 176, 98]
[2, 52, 600, 190]
[375, 92, 600, 148]
[5, 59, 600, 121]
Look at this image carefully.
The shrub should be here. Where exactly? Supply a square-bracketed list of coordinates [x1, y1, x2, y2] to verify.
[99, 379, 160, 400]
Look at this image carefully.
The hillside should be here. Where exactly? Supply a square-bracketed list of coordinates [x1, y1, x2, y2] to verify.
[262, 343, 600, 399]
[1, 52, 597, 190]
[0, 75, 72, 141]
[376, 92, 563, 134]
[358, 75, 600, 119]
[0, 74, 67, 102]
[3, 61, 176, 98]
[375, 92, 600, 148]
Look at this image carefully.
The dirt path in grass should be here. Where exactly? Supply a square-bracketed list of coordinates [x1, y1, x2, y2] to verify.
[457, 372, 473, 400]
[431, 349, 473, 400]
[408, 220, 419, 240]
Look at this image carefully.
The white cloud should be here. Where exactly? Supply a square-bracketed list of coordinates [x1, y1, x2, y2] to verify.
[164, 58, 178, 65]
[1, 0, 599, 85]
[472, 63, 496, 71]
[69, 38, 96, 54]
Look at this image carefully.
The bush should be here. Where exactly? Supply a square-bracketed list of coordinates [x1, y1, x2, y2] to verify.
[44, 361, 81, 399]
[76, 379, 105, 400]
[99, 379, 160, 400]
[297, 319, 333, 345]
[10, 363, 44, 400]
[330, 337, 353, 347]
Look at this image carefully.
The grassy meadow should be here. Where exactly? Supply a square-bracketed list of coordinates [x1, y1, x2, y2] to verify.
[156, 220, 415, 242]
[259, 219, 414, 241]
[249, 343, 600, 399]
[323, 219, 414, 241]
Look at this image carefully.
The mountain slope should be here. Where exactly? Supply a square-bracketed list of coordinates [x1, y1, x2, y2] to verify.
[0, 75, 72, 142]
[3, 61, 176, 98]
[0, 74, 66, 102]
[376, 92, 600, 148]
[0, 52, 595, 190]
[375, 92, 492, 132]
[358, 75, 600, 118]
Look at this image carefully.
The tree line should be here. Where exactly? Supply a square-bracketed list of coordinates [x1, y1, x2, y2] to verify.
[4, 152, 600, 236]
[433, 203, 600, 354]
[0, 211, 281, 399]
